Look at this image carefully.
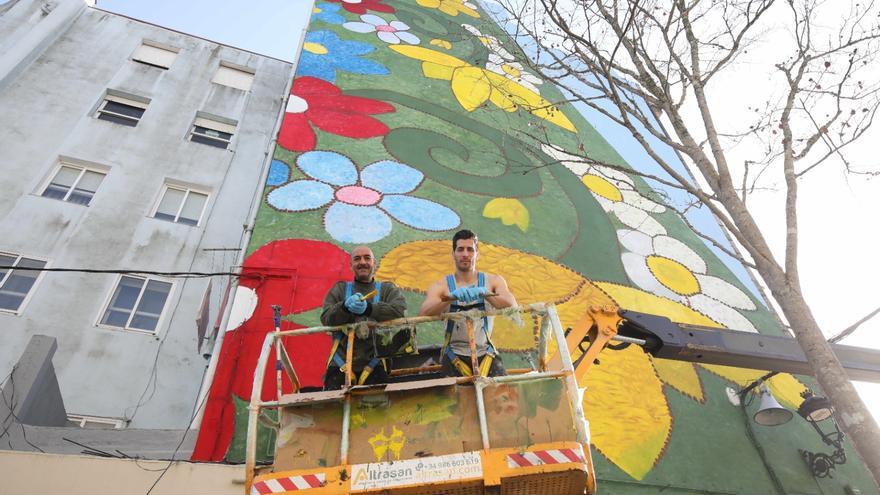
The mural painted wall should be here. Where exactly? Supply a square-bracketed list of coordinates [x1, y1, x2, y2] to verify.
[193, 1, 879, 493]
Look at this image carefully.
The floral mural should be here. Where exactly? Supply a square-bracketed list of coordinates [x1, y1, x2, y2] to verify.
[188, 1, 868, 492]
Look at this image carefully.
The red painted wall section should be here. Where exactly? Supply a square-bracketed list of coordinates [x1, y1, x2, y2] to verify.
[192, 239, 352, 461]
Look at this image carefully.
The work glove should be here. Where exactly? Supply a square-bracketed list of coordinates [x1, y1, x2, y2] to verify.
[344, 293, 368, 315]
[451, 286, 488, 303]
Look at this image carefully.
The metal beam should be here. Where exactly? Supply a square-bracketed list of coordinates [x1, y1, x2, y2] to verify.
[617, 310, 880, 383]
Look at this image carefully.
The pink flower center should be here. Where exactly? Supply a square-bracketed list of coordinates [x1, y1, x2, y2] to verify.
[335, 186, 381, 206]
[376, 24, 397, 32]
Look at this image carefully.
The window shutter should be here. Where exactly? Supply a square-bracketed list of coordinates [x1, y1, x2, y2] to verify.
[132, 42, 178, 69]
[212, 64, 255, 91]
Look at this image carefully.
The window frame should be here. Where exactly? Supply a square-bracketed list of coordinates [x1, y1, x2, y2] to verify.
[151, 183, 210, 227]
[0, 252, 49, 316]
[39, 161, 108, 206]
[94, 92, 150, 127]
[96, 274, 175, 334]
[131, 40, 179, 70]
[188, 115, 237, 149]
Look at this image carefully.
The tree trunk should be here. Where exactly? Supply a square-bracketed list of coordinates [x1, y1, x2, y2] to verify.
[770, 279, 880, 486]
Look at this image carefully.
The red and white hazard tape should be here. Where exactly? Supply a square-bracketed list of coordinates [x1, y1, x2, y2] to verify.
[506, 447, 585, 468]
[251, 473, 326, 494]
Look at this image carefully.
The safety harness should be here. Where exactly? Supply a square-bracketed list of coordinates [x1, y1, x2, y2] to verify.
[442, 273, 496, 377]
[327, 281, 384, 385]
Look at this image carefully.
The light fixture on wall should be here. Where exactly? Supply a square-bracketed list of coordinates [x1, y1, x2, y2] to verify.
[797, 391, 847, 478]
[753, 385, 793, 426]
[732, 373, 850, 480]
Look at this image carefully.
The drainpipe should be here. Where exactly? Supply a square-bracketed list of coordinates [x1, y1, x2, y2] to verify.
[190, 21, 310, 430]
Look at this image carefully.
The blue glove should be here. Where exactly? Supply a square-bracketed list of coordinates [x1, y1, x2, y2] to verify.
[450, 287, 470, 302]
[344, 293, 368, 315]
[466, 286, 489, 302]
[451, 286, 488, 303]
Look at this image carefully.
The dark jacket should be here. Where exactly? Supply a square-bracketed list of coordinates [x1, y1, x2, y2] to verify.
[320, 279, 406, 371]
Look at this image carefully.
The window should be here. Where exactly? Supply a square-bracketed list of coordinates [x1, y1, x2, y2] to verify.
[41, 163, 106, 206]
[189, 116, 236, 149]
[132, 41, 178, 69]
[100, 276, 172, 332]
[211, 63, 255, 91]
[68, 414, 128, 429]
[153, 185, 208, 226]
[0, 253, 46, 313]
[95, 93, 148, 127]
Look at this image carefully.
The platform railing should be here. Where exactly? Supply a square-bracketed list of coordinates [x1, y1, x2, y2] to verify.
[244, 302, 589, 492]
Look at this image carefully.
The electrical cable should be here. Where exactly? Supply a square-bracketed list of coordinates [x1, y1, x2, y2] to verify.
[0, 265, 249, 279]
[143, 381, 211, 494]
[739, 391, 787, 495]
[0, 366, 18, 440]
[0, 371, 45, 452]
[829, 305, 880, 344]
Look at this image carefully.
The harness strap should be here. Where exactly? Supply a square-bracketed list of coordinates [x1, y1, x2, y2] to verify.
[344, 281, 382, 304]
[329, 281, 385, 374]
[442, 273, 496, 376]
[327, 332, 347, 369]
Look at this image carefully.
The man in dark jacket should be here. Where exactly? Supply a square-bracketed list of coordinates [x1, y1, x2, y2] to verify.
[321, 245, 407, 390]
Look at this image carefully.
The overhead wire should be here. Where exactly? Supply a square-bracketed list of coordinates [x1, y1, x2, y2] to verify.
[0, 265, 248, 279]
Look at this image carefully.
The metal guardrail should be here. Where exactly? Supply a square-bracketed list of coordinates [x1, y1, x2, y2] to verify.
[243, 303, 593, 492]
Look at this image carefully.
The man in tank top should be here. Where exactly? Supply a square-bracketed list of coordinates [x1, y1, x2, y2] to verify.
[419, 229, 517, 377]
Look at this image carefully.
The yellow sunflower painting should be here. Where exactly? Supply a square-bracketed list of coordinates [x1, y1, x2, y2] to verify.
[377, 240, 807, 480]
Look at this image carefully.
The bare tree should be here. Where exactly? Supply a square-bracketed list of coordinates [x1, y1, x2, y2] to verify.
[485, 0, 880, 484]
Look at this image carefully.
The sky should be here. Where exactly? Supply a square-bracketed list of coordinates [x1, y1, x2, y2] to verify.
[95, 0, 880, 419]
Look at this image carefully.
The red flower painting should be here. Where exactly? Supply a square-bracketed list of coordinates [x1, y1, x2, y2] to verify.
[325, 0, 395, 15]
[278, 76, 395, 152]
[191, 239, 353, 462]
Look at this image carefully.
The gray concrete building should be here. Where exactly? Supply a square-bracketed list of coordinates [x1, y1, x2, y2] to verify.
[0, 0, 292, 428]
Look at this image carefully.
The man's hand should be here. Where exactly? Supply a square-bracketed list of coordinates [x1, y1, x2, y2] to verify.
[344, 293, 368, 315]
[450, 286, 489, 303]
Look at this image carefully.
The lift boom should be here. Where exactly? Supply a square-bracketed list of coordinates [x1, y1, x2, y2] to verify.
[616, 310, 880, 383]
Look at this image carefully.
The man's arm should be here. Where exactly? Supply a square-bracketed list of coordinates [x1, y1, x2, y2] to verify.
[369, 282, 406, 321]
[486, 274, 517, 309]
[419, 279, 453, 316]
[320, 282, 356, 326]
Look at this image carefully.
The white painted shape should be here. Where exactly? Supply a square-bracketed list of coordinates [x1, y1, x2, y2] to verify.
[541, 144, 591, 176]
[593, 164, 633, 187]
[612, 201, 666, 236]
[285, 95, 308, 114]
[617, 229, 653, 257]
[621, 188, 665, 213]
[695, 274, 757, 310]
[688, 294, 757, 332]
[653, 235, 706, 274]
[227, 286, 258, 331]
[591, 192, 614, 211]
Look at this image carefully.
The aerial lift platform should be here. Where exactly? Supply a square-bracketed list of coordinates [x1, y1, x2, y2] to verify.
[244, 303, 880, 495]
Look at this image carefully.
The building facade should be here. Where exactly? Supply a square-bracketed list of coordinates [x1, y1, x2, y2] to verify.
[191, 1, 880, 493]
[0, 0, 292, 429]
